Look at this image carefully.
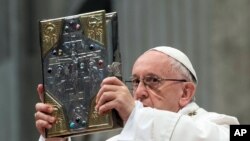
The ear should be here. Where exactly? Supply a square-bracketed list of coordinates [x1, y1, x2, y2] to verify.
[179, 82, 196, 108]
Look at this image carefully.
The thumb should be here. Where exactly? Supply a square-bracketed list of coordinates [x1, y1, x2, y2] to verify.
[37, 84, 44, 102]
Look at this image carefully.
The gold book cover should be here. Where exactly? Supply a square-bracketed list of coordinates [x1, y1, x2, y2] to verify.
[39, 10, 123, 138]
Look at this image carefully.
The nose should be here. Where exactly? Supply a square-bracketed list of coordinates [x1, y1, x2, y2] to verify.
[134, 81, 149, 101]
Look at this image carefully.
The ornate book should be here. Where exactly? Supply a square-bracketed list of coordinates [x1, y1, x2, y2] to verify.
[39, 10, 122, 138]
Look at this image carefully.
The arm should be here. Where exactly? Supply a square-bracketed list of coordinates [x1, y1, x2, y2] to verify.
[114, 101, 239, 141]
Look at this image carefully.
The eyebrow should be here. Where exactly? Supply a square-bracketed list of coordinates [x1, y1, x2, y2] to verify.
[131, 73, 159, 78]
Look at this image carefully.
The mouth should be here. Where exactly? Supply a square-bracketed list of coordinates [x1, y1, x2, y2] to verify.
[142, 103, 148, 107]
[137, 98, 149, 107]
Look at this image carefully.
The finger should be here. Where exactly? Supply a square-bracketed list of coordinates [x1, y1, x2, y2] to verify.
[35, 119, 52, 135]
[95, 91, 116, 111]
[35, 103, 54, 114]
[96, 77, 126, 104]
[101, 77, 124, 87]
[98, 101, 116, 115]
[37, 84, 44, 102]
[36, 119, 53, 129]
[35, 111, 56, 123]
[95, 84, 119, 104]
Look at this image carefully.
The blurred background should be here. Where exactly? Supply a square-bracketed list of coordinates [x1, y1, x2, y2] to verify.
[1, 0, 250, 140]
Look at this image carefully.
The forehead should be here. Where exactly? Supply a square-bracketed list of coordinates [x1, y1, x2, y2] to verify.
[136, 50, 168, 63]
[132, 51, 172, 76]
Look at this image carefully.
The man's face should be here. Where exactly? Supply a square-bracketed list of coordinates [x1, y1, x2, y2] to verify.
[131, 51, 186, 112]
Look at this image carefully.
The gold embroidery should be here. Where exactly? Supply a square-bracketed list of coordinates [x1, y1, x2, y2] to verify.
[188, 111, 197, 116]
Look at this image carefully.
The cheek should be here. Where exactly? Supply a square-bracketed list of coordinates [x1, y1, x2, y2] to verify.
[148, 91, 166, 108]
[151, 90, 181, 111]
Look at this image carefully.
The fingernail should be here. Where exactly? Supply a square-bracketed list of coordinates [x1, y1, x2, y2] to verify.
[47, 124, 52, 129]
[47, 107, 53, 113]
[50, 117, 55, 123]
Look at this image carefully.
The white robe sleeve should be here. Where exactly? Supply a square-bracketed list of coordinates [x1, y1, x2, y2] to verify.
[171, 115, 229, 141]
[108, 101, 238, 141]
[38, 135, 71, 141]
[108, 101, 181, 141]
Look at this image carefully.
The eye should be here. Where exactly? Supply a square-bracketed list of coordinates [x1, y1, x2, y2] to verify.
[145, 76, 160, 84]
[131, 78, 140, 86]
[151, 77, 160, 83]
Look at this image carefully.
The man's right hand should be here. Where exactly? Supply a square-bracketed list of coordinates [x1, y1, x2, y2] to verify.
[35, 84, 66, 141]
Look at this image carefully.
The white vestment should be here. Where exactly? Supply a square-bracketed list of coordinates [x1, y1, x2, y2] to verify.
[107, 101, 239, 141]
[39, 101, 239, 141]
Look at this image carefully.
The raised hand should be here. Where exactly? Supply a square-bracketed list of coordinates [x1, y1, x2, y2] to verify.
[95, 77, 135, 122]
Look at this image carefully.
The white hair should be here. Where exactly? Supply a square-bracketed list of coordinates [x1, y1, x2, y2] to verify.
[167, 55, 196, 102]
